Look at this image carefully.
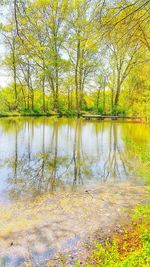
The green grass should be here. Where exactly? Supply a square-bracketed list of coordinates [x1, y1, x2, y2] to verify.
[76, 201, 150, 267]
[0, 110, 58, 117]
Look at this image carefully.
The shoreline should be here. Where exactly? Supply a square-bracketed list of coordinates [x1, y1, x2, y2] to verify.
[0, 113, 149, 124]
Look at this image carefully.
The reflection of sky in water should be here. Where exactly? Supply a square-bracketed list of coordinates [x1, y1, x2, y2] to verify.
[0, 118, 149, 202]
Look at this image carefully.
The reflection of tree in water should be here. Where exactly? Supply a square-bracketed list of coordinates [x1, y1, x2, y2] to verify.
[6, 120, 93, 200]
[3, 119, 134, 201]
[72, 120, 93, 186]
[6, 120, 68, 200]
[96, 122, 131, 181]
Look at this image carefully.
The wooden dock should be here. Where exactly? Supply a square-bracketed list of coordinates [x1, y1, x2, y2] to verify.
[82, 114, 142, 122]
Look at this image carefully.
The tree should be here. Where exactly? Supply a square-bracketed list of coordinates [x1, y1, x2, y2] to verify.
[67, 0, 104, 113]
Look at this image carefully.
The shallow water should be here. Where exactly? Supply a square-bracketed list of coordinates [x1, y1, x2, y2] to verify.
[0, 183, 149, 266]
[0, 117, 150, 266]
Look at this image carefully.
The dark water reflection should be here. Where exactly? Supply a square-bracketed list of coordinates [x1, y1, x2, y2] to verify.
[0, 117, 149, 202]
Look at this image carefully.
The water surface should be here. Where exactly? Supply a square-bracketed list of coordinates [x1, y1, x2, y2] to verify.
[0, 117, 149, 203]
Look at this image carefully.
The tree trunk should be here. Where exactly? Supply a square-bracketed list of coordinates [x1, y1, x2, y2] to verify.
[27, 61, 30, 110]
[29, 74, 34, 110]
[103, 78, 106, 113]
[114, 69, 121, 107]
[68, 87, 70, 110]
[12, 38, 17, 110]
[42, 75, 45, 112]
[75, 38, 80, 114]
[55, 58, 59, 111]
[97, 88, 100, 112]
[79, 50, 84, 109]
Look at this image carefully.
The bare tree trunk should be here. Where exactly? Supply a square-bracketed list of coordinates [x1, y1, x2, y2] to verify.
[21, 86, 26, 109]
[54, 44, 59, 111]
[67, 87, 70, 111]
[42, 75, 45, 112]
[75, 38, 80, 114]
[29, 71, 34, 110]
[111, 69, 115, 111]
[12, 38, 17, 109]
[111, 87, 114, 111]
[114, 69, 121, 107]
[103, 78, 106, 113]
[27, 61, 30, 110]
[31, 87, 34, 110]
[79, 50, 84, 109]
[96, 87, 101, 112]
[42, 56, 46, 112]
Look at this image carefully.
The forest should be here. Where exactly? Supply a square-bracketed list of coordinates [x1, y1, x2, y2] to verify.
[0, 1, 150, 266]
[0, 0, 150, 119]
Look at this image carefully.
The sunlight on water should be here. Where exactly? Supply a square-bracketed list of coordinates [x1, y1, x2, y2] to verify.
[0, 117, 149, 203]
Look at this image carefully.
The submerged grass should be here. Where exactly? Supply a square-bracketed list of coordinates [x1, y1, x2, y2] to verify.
[124, 136, 150, 185]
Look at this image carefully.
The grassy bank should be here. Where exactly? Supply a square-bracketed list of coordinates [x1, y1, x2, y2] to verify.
[75, 201, 150, 267]
[0, 112, 149, 123]
[0, 111, 59, 117]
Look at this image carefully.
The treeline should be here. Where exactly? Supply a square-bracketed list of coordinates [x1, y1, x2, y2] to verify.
[0, 0, 150, 118]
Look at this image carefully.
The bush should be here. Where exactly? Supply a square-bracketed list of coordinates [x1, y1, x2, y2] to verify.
[112, 106, 127, 116]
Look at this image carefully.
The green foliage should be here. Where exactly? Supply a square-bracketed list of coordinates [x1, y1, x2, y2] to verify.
[64, 110, 77, 117]
[112, 106, 127, 116]
[0, 0, 149, 118]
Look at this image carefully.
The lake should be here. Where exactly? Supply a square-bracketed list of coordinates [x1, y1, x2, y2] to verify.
[0, 117, 149, 266]
[0, 117, 149, 203]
